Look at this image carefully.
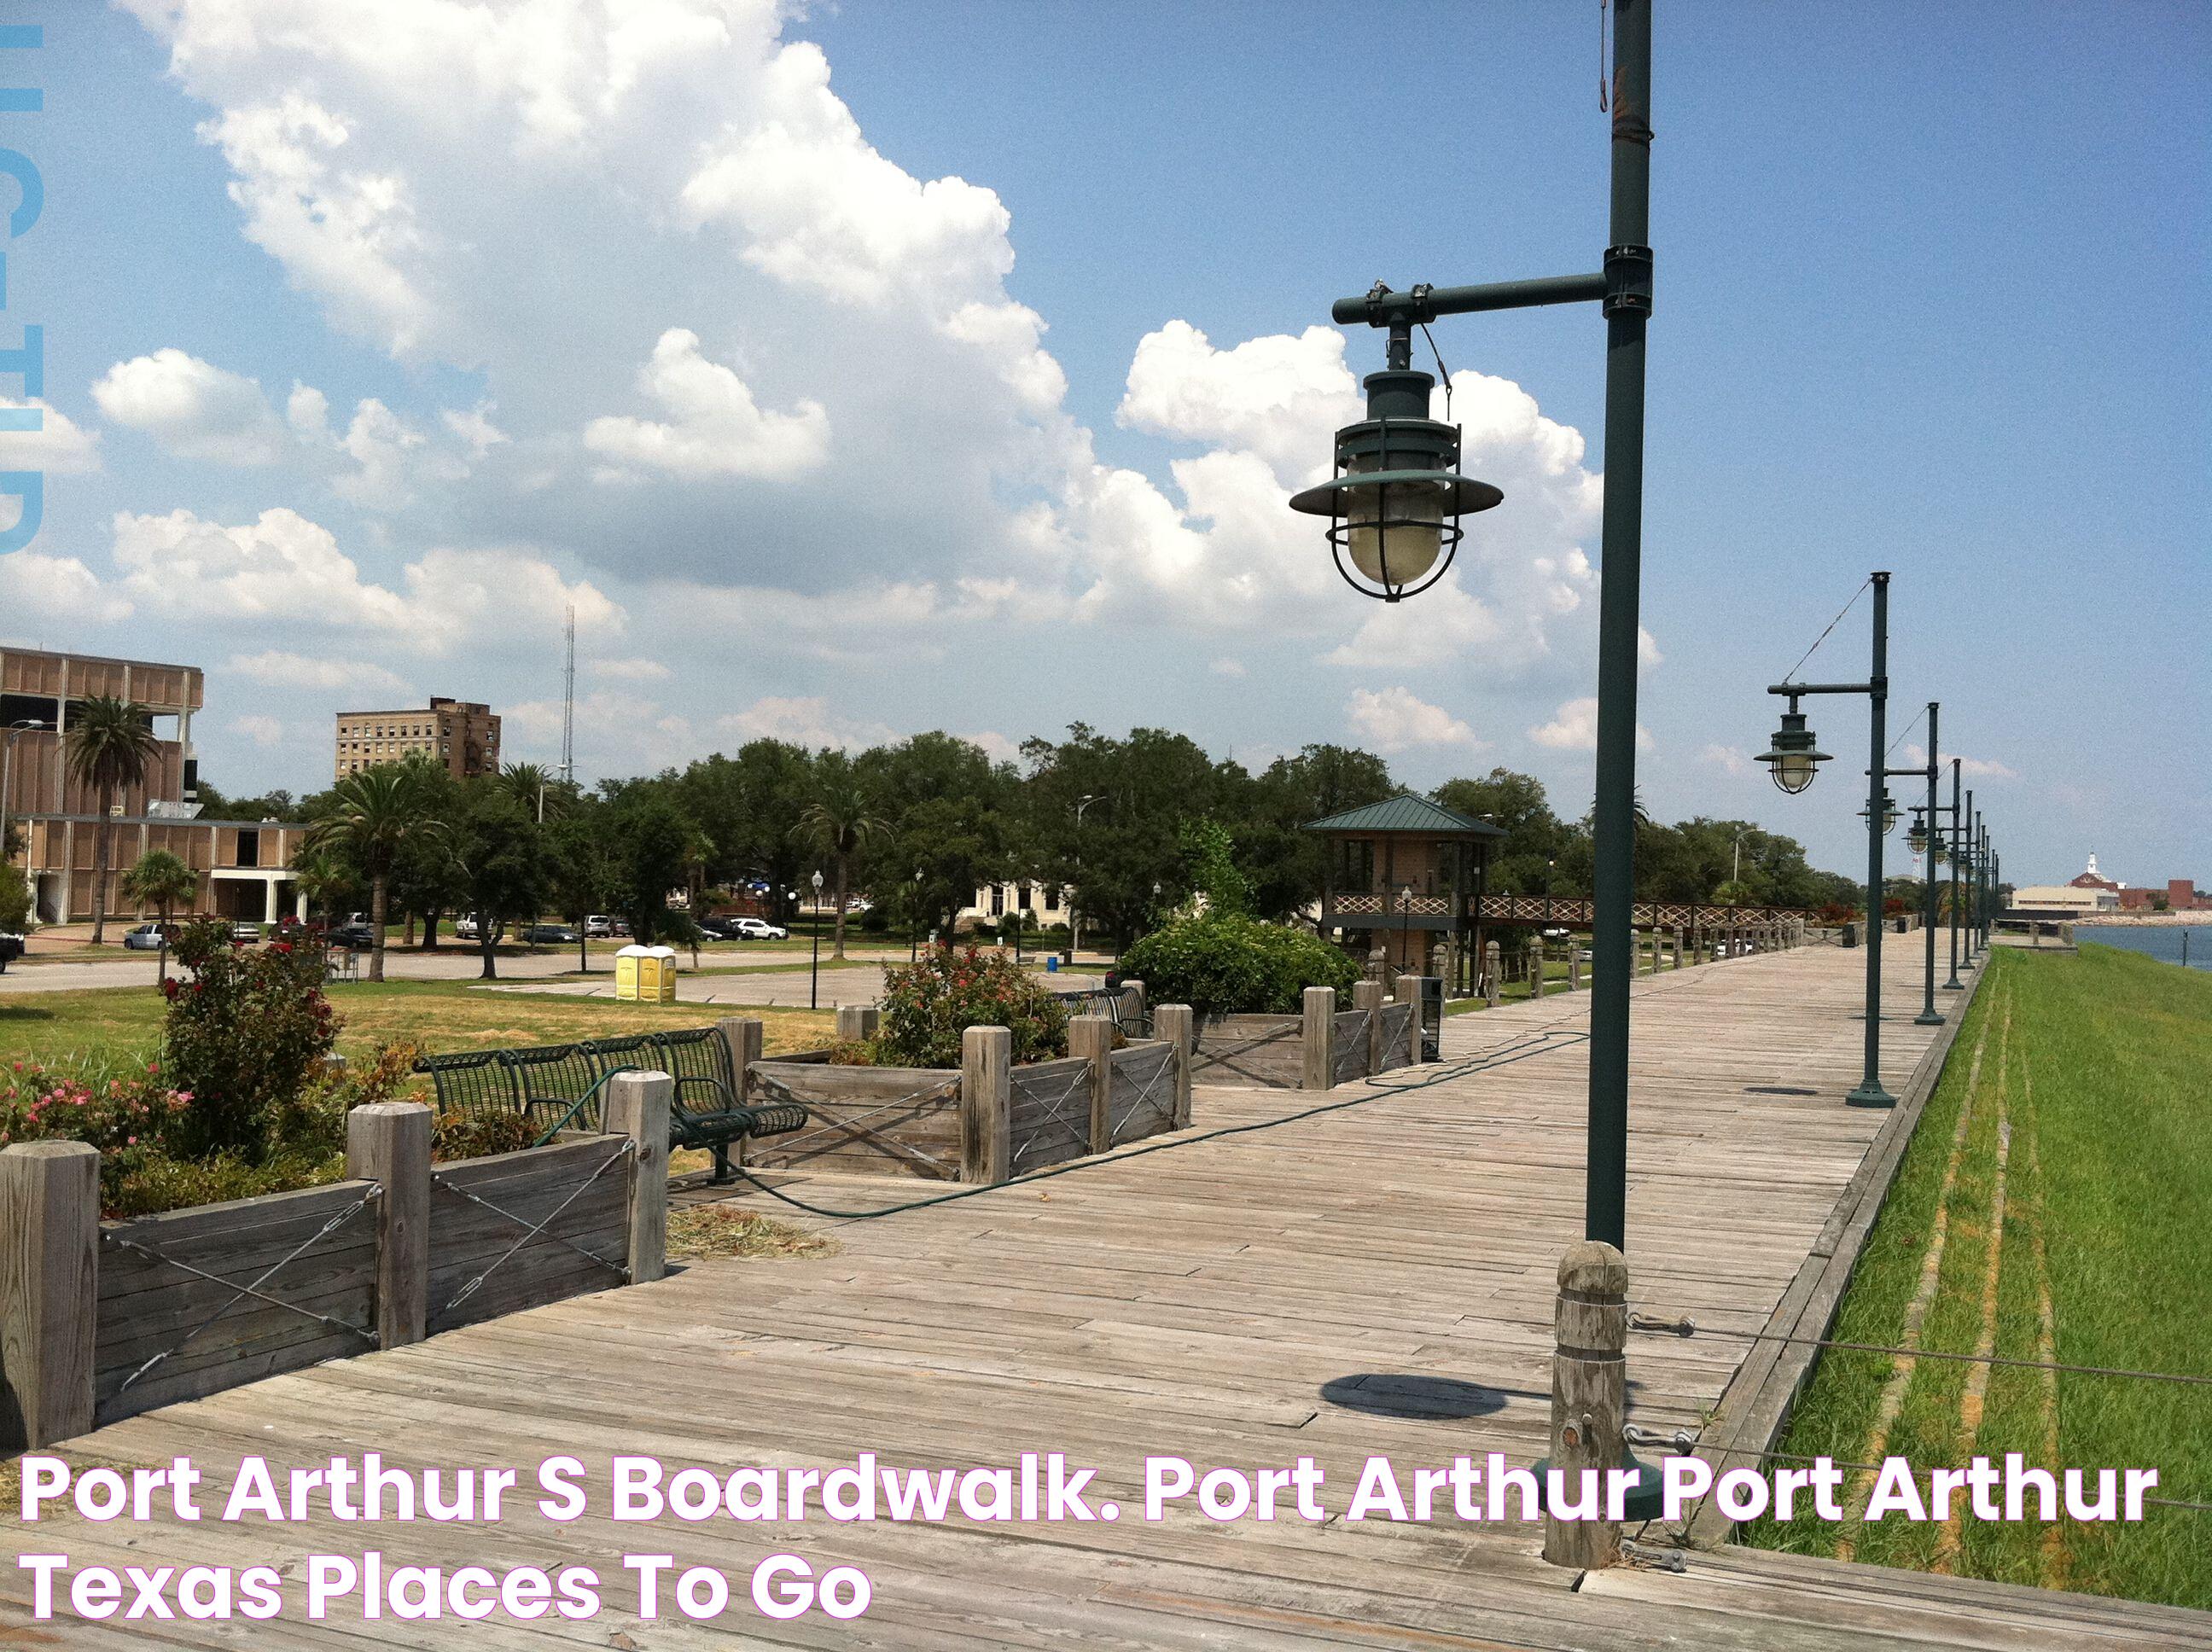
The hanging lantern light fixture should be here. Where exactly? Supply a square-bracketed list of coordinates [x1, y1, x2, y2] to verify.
[1289, 301, 1502, 602]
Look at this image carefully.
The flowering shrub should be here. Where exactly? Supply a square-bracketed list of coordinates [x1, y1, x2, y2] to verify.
[1120, 913, 1359, 1018]
[0, 1056, 194, 1211]
[875, 945, 1069, 1067]
[162, 918, 338, 1159]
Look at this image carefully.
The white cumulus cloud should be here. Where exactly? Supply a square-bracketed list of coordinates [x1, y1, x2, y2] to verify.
[585, 329, 830, 480]
[0, 400, 102, 474]
[1347, 687, 1483, 754]
[1531, 697, 1654, 753]
[91, 348, 286, 464]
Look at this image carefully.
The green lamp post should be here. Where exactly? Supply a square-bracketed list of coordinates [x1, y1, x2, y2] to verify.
[1761, 570, 1896, 1108]
[1942, 759, 1965, 990]
[1289, 0, 1662, 1518]
[1884, 702, 1944, 1027]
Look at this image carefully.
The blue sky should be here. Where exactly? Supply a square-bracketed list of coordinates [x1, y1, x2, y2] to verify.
[4, 1, 2205, 889]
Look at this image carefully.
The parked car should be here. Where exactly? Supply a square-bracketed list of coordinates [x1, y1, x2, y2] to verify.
[731, 916, 789, 940]
[123, 922, 180, 951]
[521, 923, 579, 945]
[696, 915, 739, 939]
[0, 931, 24, 972]
[455, 916, 507, 942]
[328, 921, 375, 950]
[584, 914, 614, 938]
[229, 921, 261, 944]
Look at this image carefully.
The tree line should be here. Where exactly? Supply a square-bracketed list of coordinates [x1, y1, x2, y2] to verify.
[175, 721, 1867, 980]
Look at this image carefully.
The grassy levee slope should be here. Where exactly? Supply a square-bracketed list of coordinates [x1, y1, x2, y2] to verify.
[1746, 944, 2211, 1608]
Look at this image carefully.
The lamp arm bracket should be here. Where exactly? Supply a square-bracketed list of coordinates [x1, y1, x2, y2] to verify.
[1881, 765, 1936, 779]
[1768, 681, 1874, 697]
[1332, 272, 1608, 328]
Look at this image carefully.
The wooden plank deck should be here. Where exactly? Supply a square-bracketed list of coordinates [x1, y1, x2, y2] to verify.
[11, 946, 2207, 1648]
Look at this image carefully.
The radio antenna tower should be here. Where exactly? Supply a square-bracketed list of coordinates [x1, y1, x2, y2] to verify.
[559, 604, 576, 785]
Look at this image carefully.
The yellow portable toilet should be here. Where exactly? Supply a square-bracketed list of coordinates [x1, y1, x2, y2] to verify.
[614, 943, 678, 1003]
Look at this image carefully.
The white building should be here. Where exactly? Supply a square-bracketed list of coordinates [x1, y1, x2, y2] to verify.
[961, 880, 1070, 927]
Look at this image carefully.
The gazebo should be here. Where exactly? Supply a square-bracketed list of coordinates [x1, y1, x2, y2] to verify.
[1305, 792, 1504, 990]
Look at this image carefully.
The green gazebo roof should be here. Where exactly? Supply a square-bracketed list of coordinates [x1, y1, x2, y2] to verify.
[1301, 791, 1505, 837]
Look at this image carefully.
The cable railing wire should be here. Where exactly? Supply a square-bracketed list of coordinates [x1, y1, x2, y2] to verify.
[1778, 575, 1871, 683]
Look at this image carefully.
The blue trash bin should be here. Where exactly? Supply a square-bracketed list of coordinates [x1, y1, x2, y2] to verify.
[1045, 955, 1059, 973]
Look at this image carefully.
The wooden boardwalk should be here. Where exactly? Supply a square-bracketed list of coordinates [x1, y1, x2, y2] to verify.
[13, 946, 2208, 1648]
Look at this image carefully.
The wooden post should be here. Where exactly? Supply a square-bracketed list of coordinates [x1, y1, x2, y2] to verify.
[1153, 1003, 1194, 1128]
[1671, 926, 1684, 969]
[835, 1004, 879, 1043]
[1530, 936, 1548, 999]
[1353, 980, 1385, 1074]
[1394, 974, 1424, 1065]
[960, 1025, 1011, 1183]
[603, 1071, 670, 1285]
[717, 1016, 763, 1102]
[1569, 947, 1582, 992]
[346, 1102, 431, 1351]
[1483, 941, 1501, 1008]
[1068, 1015, 1115, 1153]
[1301, 986, 1336, 1091]
[0, 1142, 97, 1449]
[1119, 978, 1145, 1029]
[1542, 1240, 1630, 1571]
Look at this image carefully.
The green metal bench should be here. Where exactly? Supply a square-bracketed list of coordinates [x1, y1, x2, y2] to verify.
[413, 1028, 806, 1186]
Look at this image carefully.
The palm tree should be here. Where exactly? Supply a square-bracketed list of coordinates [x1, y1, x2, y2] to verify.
[289, 846, 360, 923]
[496, 761, 568, 823]
[120, 847, 197, 983]
[795, 763, 886, 961]
[64, 696, 160, 945]
[304, 765, 443, 981]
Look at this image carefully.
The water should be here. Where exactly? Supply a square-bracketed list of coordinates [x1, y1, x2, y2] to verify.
[2074, 925, 2210, 970]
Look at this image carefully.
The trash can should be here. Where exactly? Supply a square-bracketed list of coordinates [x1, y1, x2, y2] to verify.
[1045, 955, 1060, 974]
[615, 943, 678, 1003]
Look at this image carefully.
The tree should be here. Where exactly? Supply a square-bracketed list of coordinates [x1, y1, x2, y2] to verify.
[0, 863, 31, 934]
[121, 848, 198, 983]
[602, 790, 694, 945]
[795, 753, 886, 959]
[304, 765, 444, 980]
[64, 696, 160, 944]
[1435, 769, 1566, 895]
[288, 846, 363, 924]
[546, 805, 616, 974]
[451, 785, 545, 980]
[496, 762, 573, 823]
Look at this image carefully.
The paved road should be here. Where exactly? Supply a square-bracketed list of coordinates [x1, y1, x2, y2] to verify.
[474, 963, 1109, 1009]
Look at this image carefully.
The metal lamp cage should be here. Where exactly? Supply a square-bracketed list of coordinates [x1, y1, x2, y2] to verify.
[1290, 406, 1502, 603]
[1759, 706, 1830, 795]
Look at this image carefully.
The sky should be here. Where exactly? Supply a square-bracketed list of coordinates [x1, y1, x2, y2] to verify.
[0, 0, 2204, 889]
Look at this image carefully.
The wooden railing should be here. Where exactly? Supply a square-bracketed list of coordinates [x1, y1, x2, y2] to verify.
[1326, 892, 1811, 928]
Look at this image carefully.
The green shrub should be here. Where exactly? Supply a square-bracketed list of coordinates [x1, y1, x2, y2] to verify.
[1120, 913, 1359, 1018]
[876, 945, 1069, 1067]
[430, 1108, 541, 1160]
[163, 919, 337, 1160]
[103, 1150, 344, 1220]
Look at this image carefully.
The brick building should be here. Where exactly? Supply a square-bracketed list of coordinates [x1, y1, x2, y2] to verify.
[335, 696, 500, 780]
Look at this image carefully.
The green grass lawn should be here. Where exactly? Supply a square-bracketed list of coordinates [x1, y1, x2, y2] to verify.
[0, 979, 836, 1073]
[1744, 945, 2212, 1608]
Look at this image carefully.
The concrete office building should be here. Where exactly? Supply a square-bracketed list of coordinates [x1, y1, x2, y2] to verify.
[2, 645, 308, 926]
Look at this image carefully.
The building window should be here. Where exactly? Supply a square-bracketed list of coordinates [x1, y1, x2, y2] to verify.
[1045, 886, 1062, 910]
[990, 886, 1004, 916]
[236, 829, 260, 870]
[1019, 883, 1033, 911]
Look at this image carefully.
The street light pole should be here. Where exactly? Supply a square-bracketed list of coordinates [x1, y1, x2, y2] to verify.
[1070, 794, 1100, 966]
[1764, 571, 1895, 1107]
[1943, 759, 1964, 989]
[911, 866, 923, 963]
[809, 869, 824, 1009]
[1963, 794, 1976, 963]
[1884, 700, 1942, 1027]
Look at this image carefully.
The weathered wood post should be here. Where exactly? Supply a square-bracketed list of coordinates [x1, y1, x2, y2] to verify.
[1483, 942, 1501, 1008]
[960, 1025, 1011, 1183]
[1153, 1004, 1195, 1128]
[1353, 980, 1386, 1073]
[1530, 936, 1548, 999]
[717, 1016, 764, 1099]
[1300, 986, 1336, 1091]
[835, 1004, 879, 1042]
[346, 1102, 431, 1351]
[1669, 926, 1682, 969]
[1395, 974, 1424, 1066]
[1569, 946, 1583, 992]
[1069, 1015, 1116, 1151]
[1542, 1240, 1630, 1571]
[0, 1141, 97, 1449]
[604, 1071, 670, 1285]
